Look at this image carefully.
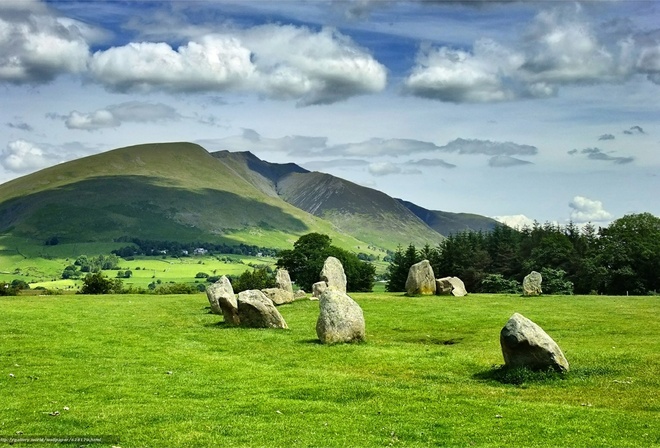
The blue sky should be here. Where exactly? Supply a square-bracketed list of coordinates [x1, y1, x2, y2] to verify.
[1, 0, 659, 227]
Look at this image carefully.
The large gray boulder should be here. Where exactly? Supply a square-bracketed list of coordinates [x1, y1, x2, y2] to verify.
[206, 276, 240, 325]
[523, 271, 543, 296]
[320, 256, 347, 293]
[261, 287, 294, 305]
[447, 277, 468, 297]
[500, 313, 569, 372]
[316, 289, 365, 344]
[435, 277, 453, 295]
[237, 290, 288, 329]
[405, 260, 436, 295]
[312, 281, 327, 298]
[435, 277, 468, 297]
[275, 269, 294, 295]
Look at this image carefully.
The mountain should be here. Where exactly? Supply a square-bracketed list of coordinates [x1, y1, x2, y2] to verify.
[398, 199, 500, 235]
[211, 151, 443, 249]
[0, 143, 499, 254]
[0, 143, 364, 251]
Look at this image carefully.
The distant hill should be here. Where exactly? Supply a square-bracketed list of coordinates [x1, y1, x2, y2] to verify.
[398, 199, 500, 235]
[0, 143, 499, 254]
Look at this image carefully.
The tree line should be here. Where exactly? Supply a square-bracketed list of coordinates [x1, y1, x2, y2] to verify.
[112, 238, 278, 258]
[387, 213, 660, 296]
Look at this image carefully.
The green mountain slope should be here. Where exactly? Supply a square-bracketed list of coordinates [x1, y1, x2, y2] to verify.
[0, 143, 500, 255]
[0, 143, 369, 250]
[398, 199, 500, 235]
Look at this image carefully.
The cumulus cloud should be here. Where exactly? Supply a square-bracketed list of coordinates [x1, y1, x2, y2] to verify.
[0, 140, 58, 173]
[580, 148, 634, 164]
[569, 196, 612, 223]
[492, 214, 536, 229]
[89, 25, 386, 105]
[63, 102, 181, 130]
[0, 4, 90, 84]
[598, 134, 615, 141]
[488, 155, 533, 167]
[623, 125, 645, 135]
[403, 7, 639, 103]
[520, 9, 632, 87]
[404, 39, 522, 103]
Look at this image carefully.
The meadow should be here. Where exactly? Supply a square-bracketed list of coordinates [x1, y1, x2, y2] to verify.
[0, 292, 658, 447]
[0, 241, 276, 291]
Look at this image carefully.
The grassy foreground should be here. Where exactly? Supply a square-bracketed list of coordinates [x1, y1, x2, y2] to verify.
[0, 293, 658, 447]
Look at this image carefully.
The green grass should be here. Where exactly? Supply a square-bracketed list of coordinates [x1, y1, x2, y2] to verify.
[1, 293, 658, 447]
[0, 248, 277, 291]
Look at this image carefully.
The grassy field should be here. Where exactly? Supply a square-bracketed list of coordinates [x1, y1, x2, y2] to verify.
[0, 249, 276, 291]
[0, 293, 658, 447]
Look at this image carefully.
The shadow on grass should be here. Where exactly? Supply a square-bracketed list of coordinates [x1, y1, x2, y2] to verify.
[474, 365, 568, 386]
[203, 321, 235, 329]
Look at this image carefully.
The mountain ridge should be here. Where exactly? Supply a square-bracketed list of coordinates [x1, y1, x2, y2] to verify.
[0, 142, 500, 253]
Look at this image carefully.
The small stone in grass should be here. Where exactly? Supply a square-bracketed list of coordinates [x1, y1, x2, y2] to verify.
[9, 373, 14, 378]
[63, 406, 70, 411]
[166, 371, 173, 375]
[49, 411, 60, 416]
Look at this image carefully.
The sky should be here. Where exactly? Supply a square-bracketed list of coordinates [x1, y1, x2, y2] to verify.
[1, 0, 659, 228]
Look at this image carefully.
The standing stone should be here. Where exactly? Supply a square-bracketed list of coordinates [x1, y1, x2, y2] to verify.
[206, 276, 240, 325]
[312, 281, 327, 299]
[447, 277, 468, 297]
[316, 289, 365, 344]
[261, 287, 294, 305]
[405, 260, 436, 295]
[500, 313, 569, 372]
[523, 271, 543, 296]
[435, 277, 453, 295]
[275, 269, 294, 295]
[237, 290, 288, 329]
[294, 290, 307, 300]
[320, 256, 347, 293]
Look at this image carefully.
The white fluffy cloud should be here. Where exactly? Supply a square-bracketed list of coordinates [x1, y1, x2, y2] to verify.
[0, 4, 89, 84]
[404, 39, 522, 102]
[569, 196, 612, 223]
[492, 214, 536, 229]
[64, 102, 181, 130]
[89, 37, 254, 93]
[1, 140, 56, 173]
[404, 7, 639, 103]
[89, 25, 386, 105]
[520, 9, 633, 87]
